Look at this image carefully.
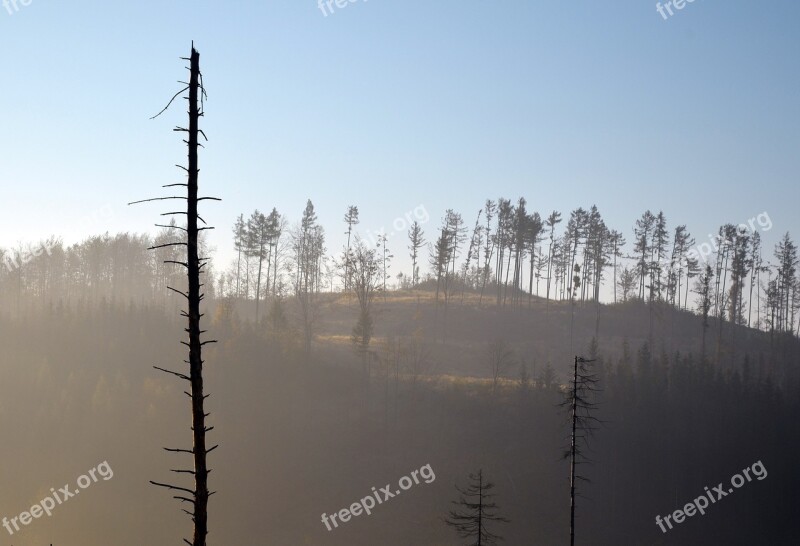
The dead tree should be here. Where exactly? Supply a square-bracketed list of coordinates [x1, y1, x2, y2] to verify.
[130, 43, 219, 546]
[560, 356, 601, 546]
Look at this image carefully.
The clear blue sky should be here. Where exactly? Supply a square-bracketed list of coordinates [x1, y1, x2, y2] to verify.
[1, 0, 798, 283]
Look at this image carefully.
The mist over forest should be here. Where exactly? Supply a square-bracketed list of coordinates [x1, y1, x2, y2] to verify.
[1, 194, 799, 545]
[2, 2, 799, 546]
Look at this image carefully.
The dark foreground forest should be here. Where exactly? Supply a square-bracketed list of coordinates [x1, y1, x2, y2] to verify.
[0, 281, 798, 545]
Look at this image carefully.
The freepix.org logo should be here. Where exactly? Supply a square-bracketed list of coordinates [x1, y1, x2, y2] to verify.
[318, 0, 368, 18]
[656, 0, 698, 21]
[2, 461, 114, 536]
[3, 0, 33, 16]
[321, 463, 436, 531]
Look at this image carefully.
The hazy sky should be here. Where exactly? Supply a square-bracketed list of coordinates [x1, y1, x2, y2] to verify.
[1, 0, 798, 282]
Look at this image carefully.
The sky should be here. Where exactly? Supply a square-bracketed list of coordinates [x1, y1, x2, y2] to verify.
[1, 0, 798, 288]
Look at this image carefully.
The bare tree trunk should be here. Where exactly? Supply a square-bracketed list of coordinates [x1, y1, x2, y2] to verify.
[569, 355, 577, 546]
[186, 47, 210, 546]
[560, 355, 600, 546]
[141, 45, 218, 546]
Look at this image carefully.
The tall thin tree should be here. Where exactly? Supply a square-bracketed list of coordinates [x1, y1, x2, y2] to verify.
[408, 220, 425, 287]
[694, 264, 714, 362]
[560, 356, 600, 546]
[343, 205, 359, 293]
[131, 44, 219, 546]
[545, 210, 562, 307]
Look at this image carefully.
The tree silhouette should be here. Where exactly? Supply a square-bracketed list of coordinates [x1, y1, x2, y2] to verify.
[377, 232, 393, 300]
[560, 356, 601, 546]
[486, 338, 514, 395]
[407, 219, 425, 287]
[131, 44, 219, 546]
[232, 214, 245, 297]
[444, 469, 509, 546]
[694, 264, 714, 363]
[544, 210, 562, 306]
[292, 199, 325, 358]
[343, 205, 359, 294]
[478, 199, 496, 305]
[347, 238, 380, 377]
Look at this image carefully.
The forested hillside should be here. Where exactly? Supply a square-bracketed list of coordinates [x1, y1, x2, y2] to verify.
[0, 288, 797, 544]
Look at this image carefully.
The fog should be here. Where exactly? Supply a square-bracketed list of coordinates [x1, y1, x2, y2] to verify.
[3, 2, 800, 545]
[0, 245, 798, 544]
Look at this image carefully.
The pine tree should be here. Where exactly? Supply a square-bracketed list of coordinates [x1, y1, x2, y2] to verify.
[444, 469, 509, 546]
[650, 211, 669, 300]
[408, 220, 425, 287]
[608, 229, 625, 304]
[564, 208, 587, 301]
[249, 209, 268, 321]
[728, 227, 751, 326]
[293, 199, 325, 357]
[545, 210, 562, 306]
[774, 233, 798, 333]
[526, 211, 543, 308]
[747, 231, 762, 328]
[232, 214, 246, 297]
[494, 199, 513, 306]
[264, 207, 283, 299]
[377, 232, 393, 300]
[694, 264, 714, 362]
[479, 200, 497, 305]
[633, 210, 655, 300]
[343, 205, 359, 293]
[461, 210, 483, 303]
[617, 266, 636, 303]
